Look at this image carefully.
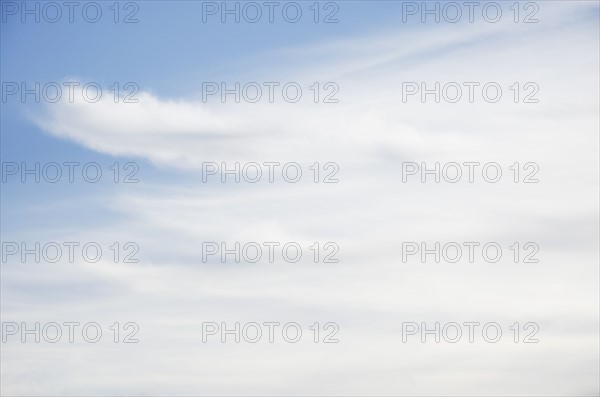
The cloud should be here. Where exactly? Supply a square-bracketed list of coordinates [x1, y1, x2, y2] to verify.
[4, 1, 599, 395]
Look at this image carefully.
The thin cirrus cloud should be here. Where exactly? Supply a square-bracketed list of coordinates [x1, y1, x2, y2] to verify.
[2, 1, 598, 395]
[31, 3, 598, 170]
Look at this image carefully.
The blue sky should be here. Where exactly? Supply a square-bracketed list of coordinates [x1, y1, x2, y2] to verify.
[1, 1, 599, 395]
[1, 0, 422, 218]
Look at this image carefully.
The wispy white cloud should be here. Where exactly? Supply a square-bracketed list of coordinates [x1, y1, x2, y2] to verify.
[3, 1, 598, 395]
